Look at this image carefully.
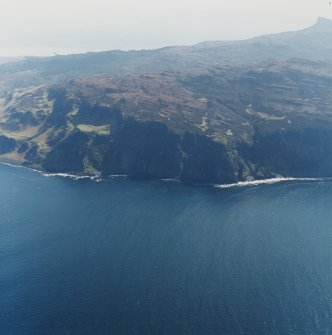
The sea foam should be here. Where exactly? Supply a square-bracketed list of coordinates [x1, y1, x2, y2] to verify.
[215, 177, 322, 189]
[43, 172, 102, 181]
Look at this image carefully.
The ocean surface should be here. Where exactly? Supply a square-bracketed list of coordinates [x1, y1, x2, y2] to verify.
[1, 164, 332, 335]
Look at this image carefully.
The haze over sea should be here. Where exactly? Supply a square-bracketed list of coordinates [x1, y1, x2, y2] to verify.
[1, 163, 332, 335]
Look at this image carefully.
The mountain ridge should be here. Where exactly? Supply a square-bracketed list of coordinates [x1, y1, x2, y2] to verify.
[1, 17, 332, 89]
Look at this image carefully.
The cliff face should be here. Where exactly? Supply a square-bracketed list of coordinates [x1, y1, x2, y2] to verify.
[1, 59, 332, 184]
[250, 126, 332, 178]
[36, 113, 238, 184]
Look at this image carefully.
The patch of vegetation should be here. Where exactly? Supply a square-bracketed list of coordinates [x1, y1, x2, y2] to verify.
[77, 124, 110, 135]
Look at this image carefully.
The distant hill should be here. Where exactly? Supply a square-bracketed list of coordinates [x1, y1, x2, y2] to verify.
[0, 57, 24, 65]
[1, 18, 332, 88]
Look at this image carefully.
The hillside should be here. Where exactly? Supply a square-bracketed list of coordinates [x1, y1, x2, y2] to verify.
[1, 19, 332, 183]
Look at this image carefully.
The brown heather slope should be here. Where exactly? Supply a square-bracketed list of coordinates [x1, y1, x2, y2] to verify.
[1, 59, 332, 183]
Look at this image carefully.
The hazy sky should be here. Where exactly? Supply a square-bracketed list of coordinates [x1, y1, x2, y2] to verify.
[0, 0, 331, 57]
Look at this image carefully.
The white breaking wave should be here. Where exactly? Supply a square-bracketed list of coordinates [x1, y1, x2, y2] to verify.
[215, 177, 322, 189]
[43, 172, 102, 181]
[161, 178, 180, 183]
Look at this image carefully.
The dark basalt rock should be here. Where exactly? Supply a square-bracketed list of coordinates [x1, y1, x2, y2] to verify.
[180, 133, 236, 184]
[0, 135, 16, 154]
[251, 127, 332, 178]
[17, 142, 29, 154]
[101, 119, 182, 179]
[42, 130, 90, 173]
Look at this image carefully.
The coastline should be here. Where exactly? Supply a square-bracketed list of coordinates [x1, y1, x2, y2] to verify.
[0, 159, 102, 181]
[0, 158, 327, 189]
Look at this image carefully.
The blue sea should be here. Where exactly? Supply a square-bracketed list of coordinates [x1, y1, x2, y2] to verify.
[1, 163, 332, 335]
